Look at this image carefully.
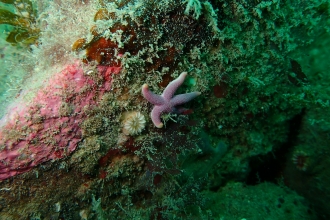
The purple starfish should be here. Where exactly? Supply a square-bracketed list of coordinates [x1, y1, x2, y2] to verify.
[142, 72, 201, 128]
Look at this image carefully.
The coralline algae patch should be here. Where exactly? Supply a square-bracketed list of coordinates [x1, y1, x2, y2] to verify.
[0, 62, 121, 180]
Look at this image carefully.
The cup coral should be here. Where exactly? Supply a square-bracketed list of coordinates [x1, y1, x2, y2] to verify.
[122, 111, 146, 135]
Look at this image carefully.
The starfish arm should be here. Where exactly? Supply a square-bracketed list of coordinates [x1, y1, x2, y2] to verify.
[163, 72, 187, 101]
[151, 106, 166, 128]
[142, 84, 164, 105]
[171, 92, 201, 106]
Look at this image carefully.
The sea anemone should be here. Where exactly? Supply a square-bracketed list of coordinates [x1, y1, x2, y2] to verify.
[122, 111, 146, 135]
[292, 150, 309, 171]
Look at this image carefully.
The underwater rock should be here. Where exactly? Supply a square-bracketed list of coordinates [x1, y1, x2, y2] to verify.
[0, 62, 121, 180]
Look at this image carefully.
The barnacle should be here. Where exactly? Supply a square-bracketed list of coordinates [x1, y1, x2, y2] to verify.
[0, 0, 40, 46]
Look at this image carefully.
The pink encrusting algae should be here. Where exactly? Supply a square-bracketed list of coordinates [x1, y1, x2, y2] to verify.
[0, 62, 121, 180]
